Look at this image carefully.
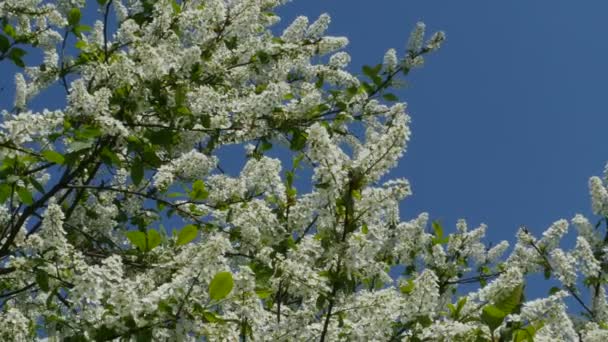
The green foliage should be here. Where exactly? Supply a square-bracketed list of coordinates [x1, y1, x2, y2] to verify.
[67, 8, 81, 27]
[8, 47, 26, 67]
[35, 270, 50, 292]
[16, 187, 33, 205]
[431, 221, 449, 245]
[176, 224, 198, 246]
[289, 129, 308, 151]
[0, 183, 11, 203]
[0, 34, 9, 53]
[382, 93, 399, 102]
[190, 180, 208, 200]
[126, 231, 146, 251]
[480, 285, 524, 333]
[41, 150, 65, 165]
[209, 271, 234, 301]
[126, 229, 162, 252]
[131, 158, 144, 186]
[362, 64, 383, 86]
[495, 284, 524, 313]
[147, 229, 161, 250]
[480, 305, 506, 332]
[447, 297, 467, 320]
[399, 279, 415, 294]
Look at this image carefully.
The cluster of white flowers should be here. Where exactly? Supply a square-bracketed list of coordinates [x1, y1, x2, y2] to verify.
[0, 308, 30, 341]
[153, 150, 217, 190]
[590, 176, 608, 216]
[407, 22, 426, 53]
[383, 48, 398, 71]
[2, 0, 608, 341]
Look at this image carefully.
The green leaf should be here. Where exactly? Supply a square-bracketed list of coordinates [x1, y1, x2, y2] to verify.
[361, 224, 369, 234]
[432, 221, 443, 238]
[171, 0, 181, 14]
[209, 271, 234, 301]
[316, 294, 327, 310]
[362, 65, 378, 78]
[74, 40, 87, 50]
[64, 334, 88, 342]
[415, 315, 433, 328]
[41, 150, 65, 165]
[382, 93, 399, 102]
[29, 177, 45, 193]
[147, 229, 161, 250]
[92, 326, 120, 341]
[75, 126, 102, 139]
[290, 129, 307, 151]
[46, 287, 58, 308]
[135, 329, 153, 342]
[17, 187, 33, 205]
[224, 36, 238, 50]
[255, 288, 273, 299]
[514, 326, 537, 342]
[100, 147, 121, 166]
[481, 305, 506, 332]
[142, 150, 161, 167]
[399, 279, 415, 294]
[315, 75, 324, 89]
[431, 221, 449, 245]
[314, 182, 331, 190]
[69, 142, 93, 155]
[3, 24, 16, 39]
[361, 82, 374, 94]
[260, 140, 273, 152]
[73, 24, 91, 38]
[255, 83, 267, 94]
[0, 34, 9, 53]
[514, 323, 543, 342]
[131, 158, 144, 186]
[36, 270, 50, 292]
[285, 171, 294, 188]
[0, 183, 12, 203]
[495, 284, 524, 314]
[202, 311, 223, 323]
[146, 129, 177, 146]
[126, 231, 147, 252]
[97, 0, 108, 5]
[190, 180, 208, 200]
[255, 50, 270, 64]
[68, 8, 81, 26]
[8, 47, 26, 67]
[449, 297, 467, 319]
[176, 224, 198, 246]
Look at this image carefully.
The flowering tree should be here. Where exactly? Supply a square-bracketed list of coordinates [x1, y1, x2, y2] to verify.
[1, 0, 608, 340]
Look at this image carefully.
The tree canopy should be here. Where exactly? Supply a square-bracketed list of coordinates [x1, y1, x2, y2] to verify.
[0, 0, 607, 341]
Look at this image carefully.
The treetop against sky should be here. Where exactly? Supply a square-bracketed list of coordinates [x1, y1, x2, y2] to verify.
[1, 0, 608, 341]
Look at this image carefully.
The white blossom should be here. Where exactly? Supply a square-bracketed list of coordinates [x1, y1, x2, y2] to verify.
[590, 176, 608, 216]
[407, 22, 426, 52]
[383, 48, 398, 71]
